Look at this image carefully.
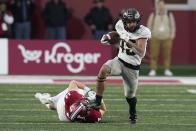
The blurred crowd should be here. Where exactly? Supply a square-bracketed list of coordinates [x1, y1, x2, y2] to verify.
[0, 0, 33, 39]
[0, 0, 114, 40]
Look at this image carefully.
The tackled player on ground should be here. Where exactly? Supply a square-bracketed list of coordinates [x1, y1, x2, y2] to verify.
[35, 80, 106, 123]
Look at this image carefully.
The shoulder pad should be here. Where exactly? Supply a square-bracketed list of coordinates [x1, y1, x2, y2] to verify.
[136, 25, 151, 39]
[115, 20, 124, 34]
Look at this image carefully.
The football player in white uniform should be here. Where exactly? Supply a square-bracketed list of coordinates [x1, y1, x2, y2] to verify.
[35, 80, 106, 123]
[94, 8, 151, 124]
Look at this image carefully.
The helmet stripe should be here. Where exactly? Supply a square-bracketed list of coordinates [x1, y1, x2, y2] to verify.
[70, 103, 84, 121]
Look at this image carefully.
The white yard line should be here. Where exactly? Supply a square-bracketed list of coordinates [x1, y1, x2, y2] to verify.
[0, 114, 119, 118]
[2, 114, 195, 118]
[101, 98, 196, 102]
[1, 98, 196, 102]
[0, 115, 57, 118]
[0, 109, 50, 111]
[1, 109, 196, 112]
[187, 89, 196, 94]
[108, 110, 196, 112]
[1, 98, 196, 101]
[0, 122, 195, 126]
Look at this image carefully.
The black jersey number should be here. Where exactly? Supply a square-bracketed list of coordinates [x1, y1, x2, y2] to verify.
[120, 40, 136, 56]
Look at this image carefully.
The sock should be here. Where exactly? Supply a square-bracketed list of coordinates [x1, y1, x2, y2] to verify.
[126, 97, 137, 117]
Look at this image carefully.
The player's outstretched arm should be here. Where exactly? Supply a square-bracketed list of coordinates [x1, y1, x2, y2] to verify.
[67, 80, 86, 91]
[67, 80, 94, 95]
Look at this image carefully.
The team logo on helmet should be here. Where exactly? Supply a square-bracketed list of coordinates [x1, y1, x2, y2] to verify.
[135, 11, 140, 19]
[123, 12, 128, 18]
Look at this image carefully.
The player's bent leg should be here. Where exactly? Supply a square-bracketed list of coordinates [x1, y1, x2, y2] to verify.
[46, 103, 56, 110]
[95, 57, 121, 107]
[49, 89, 68, 105]
[56, 96, 70, 122]
[96, 65, 111, 96]
[95, 65, 111, 107]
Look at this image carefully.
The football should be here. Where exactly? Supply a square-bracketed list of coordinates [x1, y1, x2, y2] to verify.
[106, 31, 120, 44]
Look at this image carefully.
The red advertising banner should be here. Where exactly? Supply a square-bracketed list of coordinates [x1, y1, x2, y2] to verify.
[9, 40, 115, 75]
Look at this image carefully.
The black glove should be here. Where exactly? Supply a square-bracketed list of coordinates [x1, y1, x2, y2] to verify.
[93, 95, 102, 109]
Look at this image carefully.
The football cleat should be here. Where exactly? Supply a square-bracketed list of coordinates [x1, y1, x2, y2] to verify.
[34, 92, 52, 104]
[129, 115, 137, 124]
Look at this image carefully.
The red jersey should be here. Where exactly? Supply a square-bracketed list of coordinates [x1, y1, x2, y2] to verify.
[64, 90, 85, 118]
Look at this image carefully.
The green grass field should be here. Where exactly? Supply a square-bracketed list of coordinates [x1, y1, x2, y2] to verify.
[0, 84, 196, 131]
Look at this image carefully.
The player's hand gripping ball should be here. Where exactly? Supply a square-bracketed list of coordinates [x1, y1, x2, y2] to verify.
[101, 31, 120, 45]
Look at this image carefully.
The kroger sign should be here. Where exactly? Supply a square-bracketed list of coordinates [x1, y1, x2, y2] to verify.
[17, 42, 101, 73]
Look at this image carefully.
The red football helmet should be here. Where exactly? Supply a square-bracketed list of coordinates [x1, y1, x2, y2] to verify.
[69, 100, 88, 121]
[69, 99, 102, 122]
[85, 108, 102, 123]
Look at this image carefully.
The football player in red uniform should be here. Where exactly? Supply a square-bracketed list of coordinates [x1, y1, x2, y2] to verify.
[35, 80, 106, 123]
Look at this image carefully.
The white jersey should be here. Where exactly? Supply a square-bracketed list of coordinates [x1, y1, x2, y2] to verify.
[115, 20, 151, 65]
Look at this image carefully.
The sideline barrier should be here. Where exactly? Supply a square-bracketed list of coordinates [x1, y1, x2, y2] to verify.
[0, 39, 115, 75]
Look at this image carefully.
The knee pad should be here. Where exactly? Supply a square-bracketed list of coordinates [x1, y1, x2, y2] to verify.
[124, 88, 136, 98]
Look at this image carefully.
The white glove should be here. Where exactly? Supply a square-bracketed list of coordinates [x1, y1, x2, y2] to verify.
[83, 86, 91, 94]
[86, 90, 96, 101]
[100, 34, 111, 45]
[120, 33, 130, 43]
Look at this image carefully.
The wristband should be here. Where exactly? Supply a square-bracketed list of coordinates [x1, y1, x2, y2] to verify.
[95, 95, 102, 106]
